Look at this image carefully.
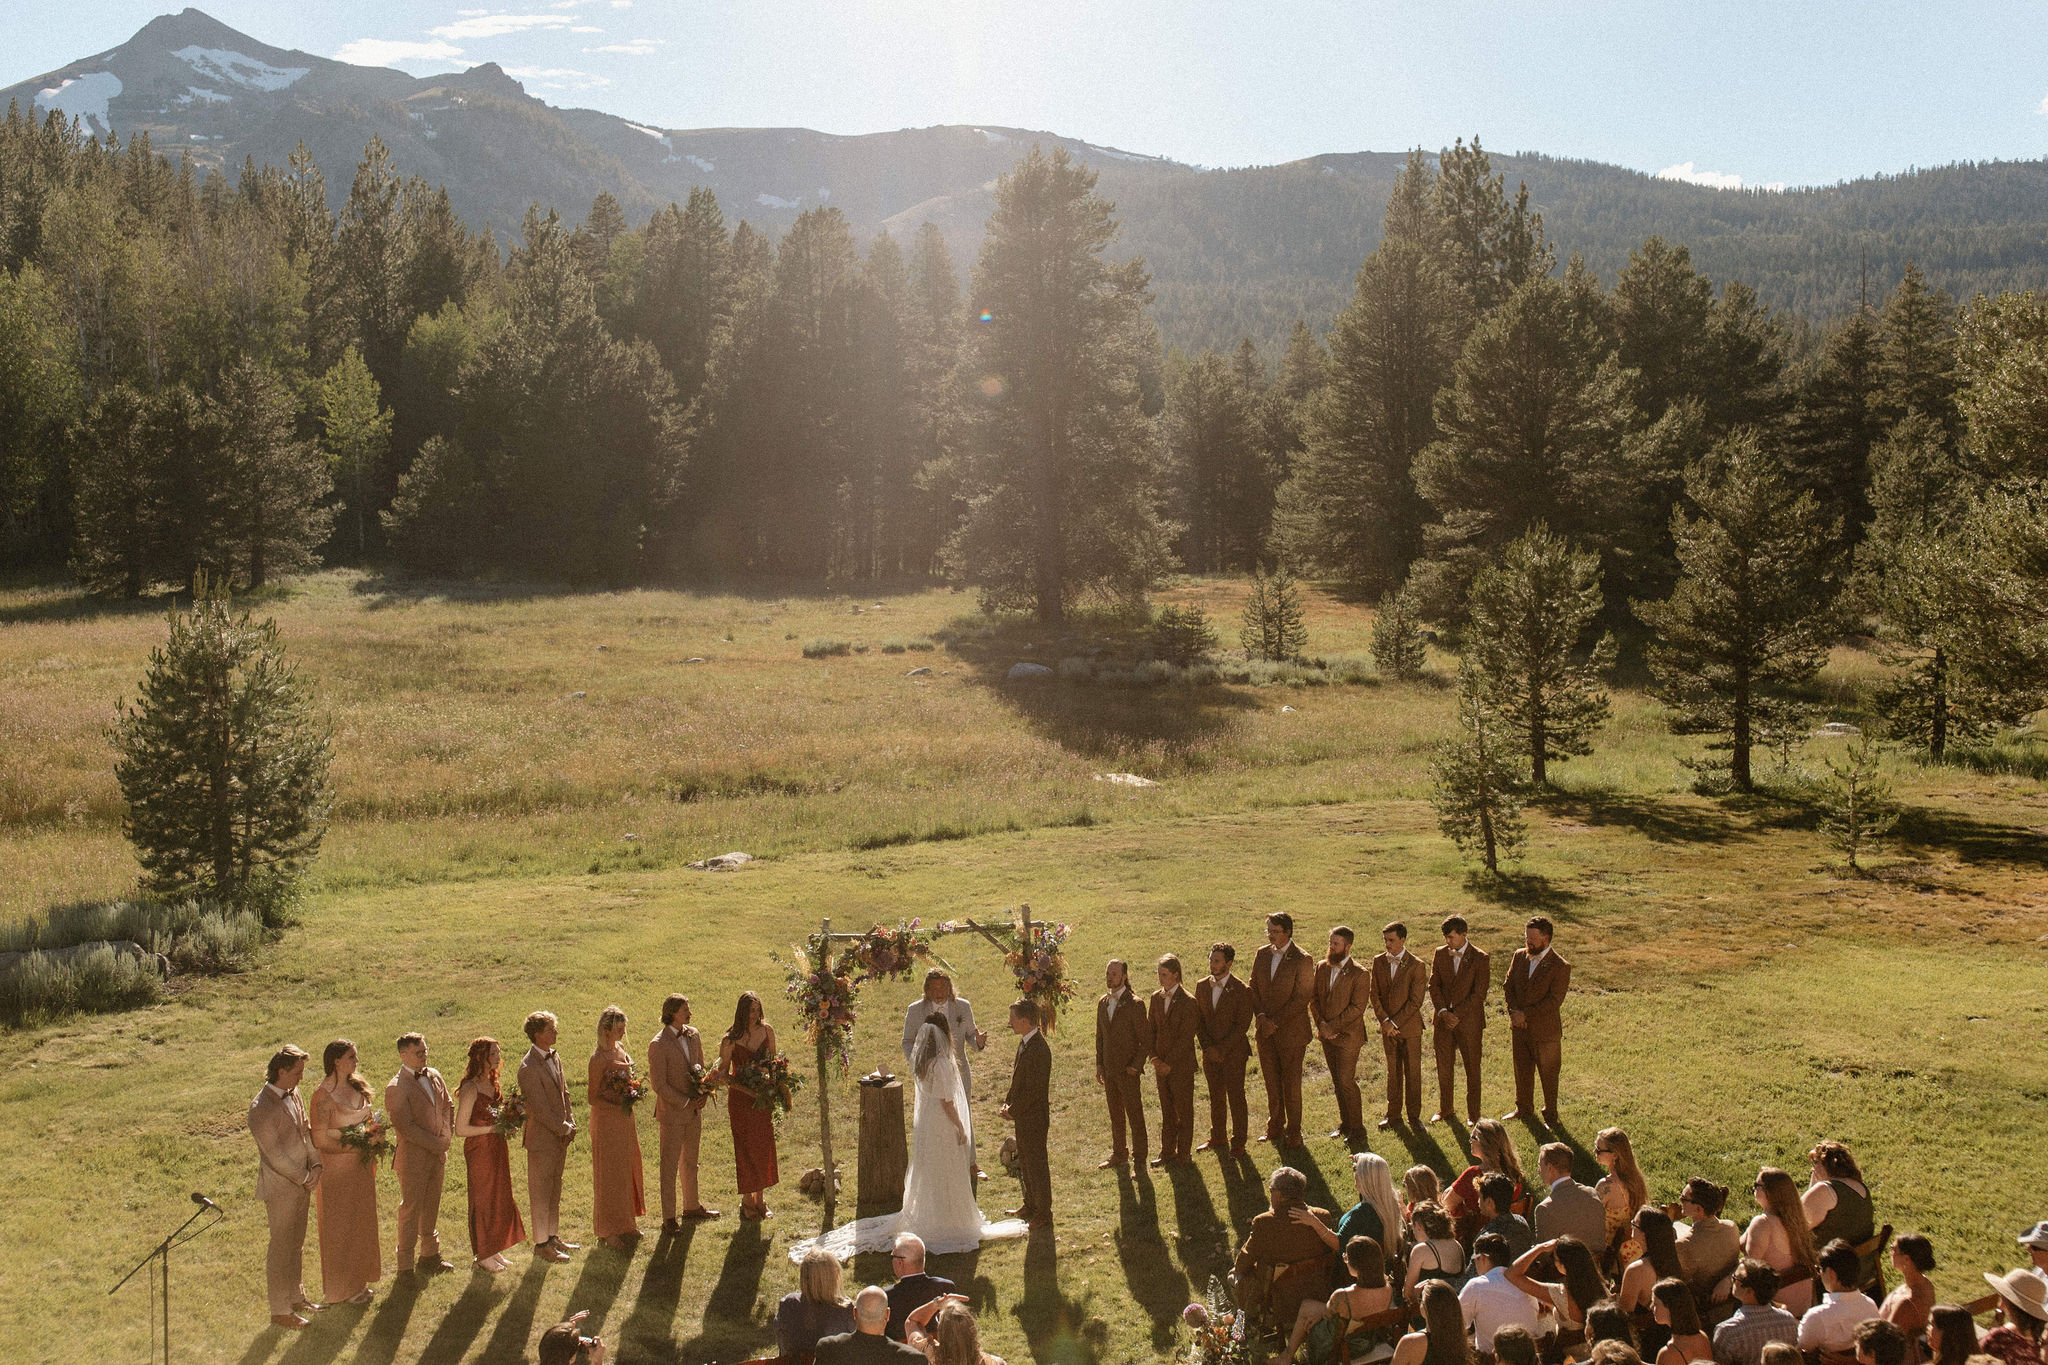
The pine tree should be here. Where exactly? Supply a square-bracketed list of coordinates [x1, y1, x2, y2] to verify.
[111, 578, 331, 917]
[628, 187, 731, 405]
[1786, 308, 1885, 549]
[322, 137, 412, 389]
[1611, 237, 1714, 421]
[1239, 563, 1308, 661]
[1370, 591, 1429, 680]
[215, 357, 332, 588]
[1167, 349, 1268, 570]
[947, 146, 1173, 623]
[316, 346, 392, 560]
[1877, 260, 1957, 434]
[1465, 525, 1616, 784]
[1954, 290, 2048, 482]
[68, 384, 157, 595]
[1817, 736, 1898, 874]
[1431, 138, 1552, 320]
[1430, 660, 1528, 874]
[382, 435, 489, 575]
[1151, 603, 1218, 666]
[0, 263, 80, 563]
[1635, 431, 1839, 792]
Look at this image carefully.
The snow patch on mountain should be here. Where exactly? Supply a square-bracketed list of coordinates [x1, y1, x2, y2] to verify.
[685, 154, 714, 173]
[975, 128, 1009, 143]
[34, 72, 121, 130]
[1084, 142, 1163, 164]
[624, 121, 684, 163]
[177, 86, 233, 105]
[173, 46, 310, 92]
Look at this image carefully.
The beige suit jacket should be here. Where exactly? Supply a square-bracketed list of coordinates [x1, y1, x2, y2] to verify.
[1371, 951, 1426, 1039]
[1429, 944, 1491, 1040]
[1502, 948, 1572, 1043]
[518, 1044, 576, 1148]
[384, 1065, 453, 1157]
[251, 1083, 321, 1201]
[1310, 955, 1371, 1046]
[649, 1024, 706, 1122]
[1249, 941, 1316, 1048]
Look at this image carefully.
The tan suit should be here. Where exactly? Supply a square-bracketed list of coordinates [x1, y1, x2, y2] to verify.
[1428, 943, 1490, 1121]
[1371, 951, 1426, 1122]
[1502, 947, 1571, 1116]
[1195, 972, 1253, 1149]
[648, 1024, 709, 1218]
[1095, 987, 1152, 1162]
[1249, 939, 1315, 1142]
[1148, 985, 1199, 1162]
[1310, 954, 1370, 1135]
[1233, 1201, 1338, 1324]
[518, 1043, 576, 1244]
[250, 1082, 321, 1315]
[385, 1064, 453, 1267]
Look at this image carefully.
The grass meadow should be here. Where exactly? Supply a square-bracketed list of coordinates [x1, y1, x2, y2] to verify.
[1, 571, 2045, 1365]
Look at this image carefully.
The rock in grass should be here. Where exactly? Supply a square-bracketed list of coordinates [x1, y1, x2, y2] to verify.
[689, 851, 754, 870]
[1813, 721, 1862, 736]
[566, 691, 587, 699]
[685, 657, 706, 664]
[907, 666, 931, 676]
[621, 833, 640, 841]
[1007, 661, 1054, 680]
[1094, 772, 1157, 787]
[1281, 705, 1297, 713]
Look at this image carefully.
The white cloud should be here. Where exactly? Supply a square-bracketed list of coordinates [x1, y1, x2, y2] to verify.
[456, 7, 488, 14]
[611, 1, 631, 8]
[570, 24, 601, 32]
[1654, 160, 1785, 193]
[430, 13, 573, 39]
[2038, 91, 2048, 116]
[335, 37, 466, 67]
[501, 64, 610, 89]
[586, 36, 661, 54]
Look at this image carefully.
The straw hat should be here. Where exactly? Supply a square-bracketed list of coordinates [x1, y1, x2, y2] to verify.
[1983, 1267, 2048, 1320]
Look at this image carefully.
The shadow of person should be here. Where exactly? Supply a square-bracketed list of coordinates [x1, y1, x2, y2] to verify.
[1392, 1121, 1456, 1182]
[1166, 1159, 1232, 1289]
[618, 1222, 698, 1361]
[1219, 1148, 1268, 1236]
[928, 1246, 987, 1314]
[1288, 1147, 1342, 1216]
[668, 1219, 773, 1365]
[562, 1236, 639, 1334]
[1544, 1119, 1599, 1185]
[1116, 1168, 1192, 1351]
[474, 1261, 554, 1365]
[348, 1267, 423, 1365]
[414, 1272, 502, 1365]
[1014, 1227, 1102, 1365]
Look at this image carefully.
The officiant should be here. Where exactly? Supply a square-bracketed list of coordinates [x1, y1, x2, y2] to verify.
[901, 970, 987, 1181]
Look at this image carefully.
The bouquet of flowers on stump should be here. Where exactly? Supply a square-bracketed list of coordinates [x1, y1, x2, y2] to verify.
[732, 1052, 802, 1121]
[598, 1064, 649, 1113]
[491, 1087, 527, 1140]
[1182, 1277, 1253, 1365]
[338, 1111, 393, 1166]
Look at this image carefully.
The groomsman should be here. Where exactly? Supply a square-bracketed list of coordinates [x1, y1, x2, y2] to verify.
[1194, 942, 1253, 1155]
[1429, 915, 1490, 1123]
[250, 1045, 323, 1329]
[1094, 958, 1152, 1170]
[902, 970, 988, 1181]
[1250, 912, 1315, 1148]
[649, 994, 719, 1229]
[1501, 916, 1571, 1127]
[1000, 999, 1053, 1227]
[1310, 926, 1370, 1141]
[385, 1032, 454, 1275]
[1370, 923, 1426, 1128]
[1147, 954, 1199, 1167]
[519, 1011, 579, 1262]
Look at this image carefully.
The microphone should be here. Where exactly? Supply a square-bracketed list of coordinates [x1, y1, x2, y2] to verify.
[190, 1192, 219, 1210]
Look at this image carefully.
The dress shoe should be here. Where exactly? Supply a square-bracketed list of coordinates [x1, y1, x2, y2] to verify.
[1499, 1109, 1531, 1123]
[1328, 1128, 1349, 1140]
[1004, 1206, 1030, 1218]
[550, 1237, 581, 1251]
[346, 1289, 374, 1306]
[413, 1258, 455, 1275]
[1230, 1144, 1248, 1158]
[662, 1217, 686, 1234]
[271, 1314, 309, 1330]
[292, 1300, 326, 1313]
[1407, 1113, 1423, 1127]
[1282, 1133, 1304, 1148]
[1377, 1116, 1399, 1130]
[1098, 1153, 1129, 1170]
[682, 1206, 722, 1220]
[1149, 1155, 1166, 1168]
[1541, 1110, 1561, 1128]
[541, 1243, 572, 1263]
[1428, 1112, 1449, 1123]
[1257, 1132, 1278, 1143]
[972, 1167, 987, 1181]
[1196, 1139, 1222, 1153]
[1027, 1216, 1053, 1230]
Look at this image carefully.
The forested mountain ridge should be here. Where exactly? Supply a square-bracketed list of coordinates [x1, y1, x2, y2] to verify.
[9, 10, 2048, 353]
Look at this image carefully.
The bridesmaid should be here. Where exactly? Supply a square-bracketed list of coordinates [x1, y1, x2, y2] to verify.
[717, 990, 780, 1221]
[309, 1039, 383, 1305]
[588, 1005, 647, 1248]
[453, 1037, 526, 1272]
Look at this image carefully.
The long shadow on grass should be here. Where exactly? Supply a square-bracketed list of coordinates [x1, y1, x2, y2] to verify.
[1115, 1169, 1192, 1352]
[1015, 1228, 1102, 1365]
[414, 1273, 503, 1365]
[0, 585, 183, 625]
[618, 1224, 698, 1362]
[930, 1246, 992, 1315]
[350, 1267, 423, 1365]
[670, 1220, 773, 1364]
[473, 1261, 553, 1364]
[1544, 791, 1753, 846]
[563, 1237, 639, 1333]
[1892, 805, 2048, 870]
[1218, 1149, 1269, 1235]
[1461, 871, 1585, 921]
[1391, 1121, 1459, 1182]
[1166, 1160, 1233, 1287]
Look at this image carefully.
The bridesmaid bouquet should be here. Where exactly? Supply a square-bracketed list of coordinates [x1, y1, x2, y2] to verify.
[338, 1111, 393, 1166]
[492, 1088, 527, 1140]
[680, 1061, 717, 1103]
[599, 1065, 650, 1113]
[733, 1053, 802, 1119]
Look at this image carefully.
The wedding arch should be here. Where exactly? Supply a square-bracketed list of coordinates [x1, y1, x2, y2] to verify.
[765, 904, 1077, 1217]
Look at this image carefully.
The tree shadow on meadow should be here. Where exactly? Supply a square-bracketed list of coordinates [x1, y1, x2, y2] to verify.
[1542, 790, 1754, 846]
[1461, 870, 1585, 922]
[0, 584, 187, 625]
[1892, 804, 2048, 871]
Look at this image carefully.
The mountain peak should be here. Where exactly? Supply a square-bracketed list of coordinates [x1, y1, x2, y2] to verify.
[128, 8, 291, 58]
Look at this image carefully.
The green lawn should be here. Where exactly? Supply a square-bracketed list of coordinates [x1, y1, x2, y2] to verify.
[1, 573, 2045, 1364]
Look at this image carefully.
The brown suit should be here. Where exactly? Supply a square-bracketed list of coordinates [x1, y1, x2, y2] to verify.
[1148, 984, 1199, 1162]
[1195, 972, 1253, 1149]
[1502, 947, 1571, 1116]
[1005, 1029, 1053, 1220]
[1371, 951, 1426, 1122]
[518, 1043, 576, 1244]
[250, 1082, 321, 1315]
[1249, 940, 1316, 1142]
[385, 1064, 454, 1267]
[1233, 1200, 1337, 1323]
[1428, 943, 1490, 1121]
[1310, 954, 1371, 1135]
[649, 1024, 709, 1219]
[1096, 987, 1152, 1162]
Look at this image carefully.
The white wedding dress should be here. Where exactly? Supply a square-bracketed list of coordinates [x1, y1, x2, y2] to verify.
[788, 1043, 1027, 1262]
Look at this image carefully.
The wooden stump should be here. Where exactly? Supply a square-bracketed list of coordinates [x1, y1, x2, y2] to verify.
[857, 1079, 908, 1213]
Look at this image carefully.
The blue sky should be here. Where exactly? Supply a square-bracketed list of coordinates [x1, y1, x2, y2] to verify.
[12, 1, 2048, 187]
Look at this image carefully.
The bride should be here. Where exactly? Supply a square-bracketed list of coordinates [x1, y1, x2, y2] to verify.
[790, 1012, 1026, 1261]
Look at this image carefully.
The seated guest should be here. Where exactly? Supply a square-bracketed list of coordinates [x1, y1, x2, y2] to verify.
[905, 1297, 1006, 1365]
[1390, 1281, 1473, 1365]
[1447, 1121, 1529, 1226]
[1589, 1343, 1644, 1365]
[780, 1248, 858, 1358]
[817, 1286, 925, 1363]
[1479, 1174, 1534, 1261]
[1460, 1233, 1543, 1356]
[1756, 1344, 1800, 1365]
[1797, 1239, 1879, 1353]
[1492, 1324, 1540, 1365]
[1332, 1153, 1407, 1279]
[1924, 1304, 1978, 1365]
[1878, 1235, 1936, 1363]
[1741, 1169, 1818, 1314]
[1803, 1143, 1876, 1288]
[1676, 1179, 1742, 1302]
[1976, 1268, 2047, 1365]
[1274, 1237, 1398, 1365]
[2018, 1223, 2048, 1286]
[1594, 1129, 1651, 1269]
[1506, 1236, 1606, 1337]
[537, 1312, 607, 1365]
[1854, 1320, 1909, 1365]
[1620, 1210, 1686, 1316]
[1588, 1300, 1639, 1352]
[885, 1234, 955, 1342]
[1406, 1166, 1446, 1246]
[1712, 1260, 1800, 1365]
[1404, 1201, 1466, 1303]
[1535, 1143, 1607, 1252]
[1233, 1167, 1339, 1329]
[1653, 1277, 1714, 1365]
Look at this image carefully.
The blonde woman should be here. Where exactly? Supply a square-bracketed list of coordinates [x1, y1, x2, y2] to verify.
[588, 1006, 646, 1248]
[1594, 1128, 1649, 1267]
[1740, 1168, 1817, 1313]
[776, 1248, 855, 1356]
[907, 1296, 1006, 1365]
[309, 1039, 382, 1305]
[1291, 1151, 1405, 1283]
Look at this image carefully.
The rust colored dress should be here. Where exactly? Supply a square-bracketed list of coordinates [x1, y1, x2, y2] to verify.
[310, 1084, 383, 1302]
[462, 1086, 526, 1259]
[588, 1051, 646, 1238]
[727, 1040, 780, 1196]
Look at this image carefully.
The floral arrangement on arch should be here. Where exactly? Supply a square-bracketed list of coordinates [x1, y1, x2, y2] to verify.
[1000, 918, 1076, 1033]
[779, 918, 937, 1070]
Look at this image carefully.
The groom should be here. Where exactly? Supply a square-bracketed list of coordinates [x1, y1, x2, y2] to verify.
[903, 969, 987, 1181]
[1000, 999, 1052, 1229]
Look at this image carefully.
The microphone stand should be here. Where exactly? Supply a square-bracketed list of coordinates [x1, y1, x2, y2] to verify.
[109, 1199, 224, 1365]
